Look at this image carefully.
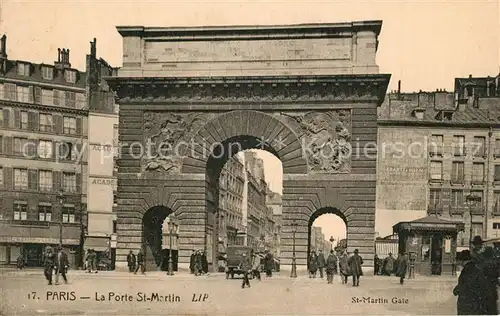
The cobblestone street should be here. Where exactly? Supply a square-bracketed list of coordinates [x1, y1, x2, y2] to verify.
[1, 270, 458, 315]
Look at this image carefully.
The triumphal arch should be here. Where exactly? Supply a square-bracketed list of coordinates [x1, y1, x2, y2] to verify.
[106, 20, 390, 272]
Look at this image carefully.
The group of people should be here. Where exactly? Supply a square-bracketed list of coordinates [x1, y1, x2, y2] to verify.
[373, 252, 409, 284]
[453, 236, 499, 315]
[307, 249, 365, 286]
[127, 249, 146, 274]
[238, 251, 274, 288]
[42, 245, 69, 285]
[84, 249, 99, 273]
[189, 250, 209, 276]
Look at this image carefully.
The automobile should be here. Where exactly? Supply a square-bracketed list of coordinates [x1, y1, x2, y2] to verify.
[225, 245, 254, 279]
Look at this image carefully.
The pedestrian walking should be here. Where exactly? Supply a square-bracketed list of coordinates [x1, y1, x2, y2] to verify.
[189, 250, 196, 274]
[201, 251, 209, 274]
[482, 247, 499, 315]
[43, 246, 55, 285]
[239, 252, 251, 289]
[85, 249, 92, 273]
[383, 253, 395, 276]
[55, 246, 69, 285]
[374, 254, 380, 275]
[127, 250, 136, 273]
[251, 253, 261, 281]
[264, 250, 273, 277]
[395, 252, 408, 285]
[134, 249, 146, 275]
[194, 250, 203, 276]
[339, 251, 350, 284]
[16, 252, 24, 270]
[325, 250, 337, 284]
[453, 250, 489, 315]
[317, 250, 326, 278]
[348, 249, 363, 287]
[91, 249, 98, 273]
[308, 251, 318, 278]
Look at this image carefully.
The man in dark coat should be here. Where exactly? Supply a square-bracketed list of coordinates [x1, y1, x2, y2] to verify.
[325, 250, 337, 284]
[453, 250, 489, 315]
[239, 252, 251, 289]
[194, 250, 203, 276]
[55, 246, 69, 285]
[308, 251, 318, 278]
[43, 246, 55, 285]
[317, 250, 326, 278]
[127, 250, 136, 273]
[395, 253, 408, 285]
[374, 254, 380, 275]
[482, 247, 499, 315]
[348, 249, 363, 287]
[201, 251, 209, 274]
[134, 249, 146, 275]
[339, 252, 350, 284]
[383, 253, 395, 276]
[16, 252, 25, 270]
[264, 251, 273, 277]
[189, 250, 196, 274]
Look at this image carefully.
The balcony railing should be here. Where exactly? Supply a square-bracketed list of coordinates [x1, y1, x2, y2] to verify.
[450, 206, 466, 215]
[7, 219, 50, 227]
[1, 91, 86, 109]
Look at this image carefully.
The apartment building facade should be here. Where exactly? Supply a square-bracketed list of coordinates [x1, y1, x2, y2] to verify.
[0, 35, 88, 267]
[377, 76, 500, 244]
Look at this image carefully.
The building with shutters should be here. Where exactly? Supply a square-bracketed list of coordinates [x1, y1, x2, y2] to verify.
[376, 75, 500, 249]
[0, 35, 88, 267]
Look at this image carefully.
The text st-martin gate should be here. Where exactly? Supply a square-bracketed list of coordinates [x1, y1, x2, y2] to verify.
[106, 21, 390, 273]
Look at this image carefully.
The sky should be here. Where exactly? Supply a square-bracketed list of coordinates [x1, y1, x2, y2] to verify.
[1, 0, 499, 240]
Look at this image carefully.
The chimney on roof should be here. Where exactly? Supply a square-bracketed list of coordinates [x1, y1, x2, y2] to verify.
[55, 47, 71, 69]
[397, 80, 401, 96]
[0, 34, 7, 74]
[90, 38, 96, 57]
[469, 74, 472, 78]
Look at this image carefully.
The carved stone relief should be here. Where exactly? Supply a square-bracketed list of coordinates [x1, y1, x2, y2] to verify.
[143, 112, 216, 173]
[278, 110, 352, 173]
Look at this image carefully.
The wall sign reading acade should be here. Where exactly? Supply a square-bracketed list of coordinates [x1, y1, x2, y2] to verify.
[91, 178, 117, 186]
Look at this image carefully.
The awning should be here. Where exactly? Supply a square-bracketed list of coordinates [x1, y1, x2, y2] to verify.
[84, 237, 109, 251]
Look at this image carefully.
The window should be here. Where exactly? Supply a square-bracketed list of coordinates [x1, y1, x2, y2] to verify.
[451, 161, 464, 183]
[429, 134, 443, 155]
[62, 172, 76, 193]
[471, 190, 484, 206]
[38, 205, 52, 221]
[4, 83, 16, 101]
[58, 142, 76, 161]
[76, 93, 85, 109]
[20, 111, 28, 129]
[473, 136, 486, 157]
[451, 190, 464, 207]
[38, 170, 52, 191]
[65, 91, 76, 107]
[37, 140, 52, 159]
[429, 189, 442, 206]
[453, 136, 465, 156]
[17, 63, 30, 76]
[62, 206, 76, 223]
[64, 70, 76, 83]
[13, 202, 27, 220]
[0, 167, 3, 187]
[63, 116, 76, 134]
[16, 86, 33, 103]
[494, 192, 500, 212]
[495, 139, 500, 157]
[39, 114, 53, 132]
[493, 223, 500, 230]
[472, 163, 485, 183]
[14, 137, 29, 156]
[471, 223, 483, 239]
[42, 66, 54, 80]
[41, 89, 53, 105]
[430, 161, 443, 181]
[14, 168, 28, 190]
[53, 90, 63, 106]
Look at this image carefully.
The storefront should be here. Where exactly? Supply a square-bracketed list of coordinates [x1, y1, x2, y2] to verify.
[393, 216, 464, 276]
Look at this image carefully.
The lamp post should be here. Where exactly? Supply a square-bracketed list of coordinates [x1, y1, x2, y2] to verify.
[58, 189, 64, 246]
[329, 236, 335, 251]
[290, 220, 298, 278]
[166, 215, 178, 276]
[465, 194, 481, 246]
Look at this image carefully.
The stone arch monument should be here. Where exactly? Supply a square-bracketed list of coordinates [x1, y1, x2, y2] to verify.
[106, 20, 390, 272]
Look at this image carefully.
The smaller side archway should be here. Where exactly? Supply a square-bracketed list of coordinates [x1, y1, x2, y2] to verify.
[142, 205, 176, 271]
[307, 207, 348, 265]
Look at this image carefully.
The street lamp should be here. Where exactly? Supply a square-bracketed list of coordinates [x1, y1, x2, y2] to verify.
[465, 193, 481, 245]
[166, 215, 178, 276]
[290, 220, 298, 278]
[329, 236, 335, 251]
[58, 189, 64, 246]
